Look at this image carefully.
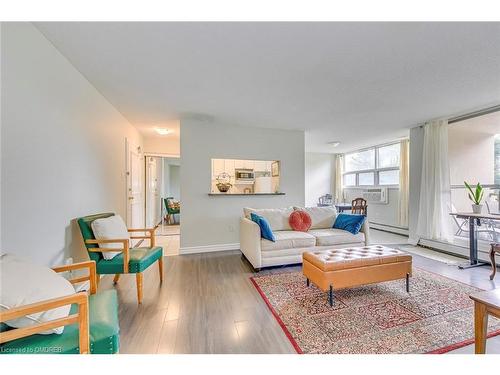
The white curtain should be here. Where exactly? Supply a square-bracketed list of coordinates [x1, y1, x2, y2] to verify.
[416, 119, 453, 243]
[334, 154, 344, 203]
[398, 139, 409, 227]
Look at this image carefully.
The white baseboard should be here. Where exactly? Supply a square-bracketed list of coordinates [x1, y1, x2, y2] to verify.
[418, 238, 495, 263]
[369, 222, 409, 236]
[180, 243, 240, 255]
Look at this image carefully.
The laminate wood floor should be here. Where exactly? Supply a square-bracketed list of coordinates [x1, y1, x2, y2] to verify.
[99, 235, 500, 354]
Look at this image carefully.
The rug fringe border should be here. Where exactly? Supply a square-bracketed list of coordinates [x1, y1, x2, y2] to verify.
[250, 277, 303, 354]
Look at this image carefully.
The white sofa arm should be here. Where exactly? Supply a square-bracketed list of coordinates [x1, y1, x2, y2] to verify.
[361, 219, 371, 245]
[239, 217, 262, 270]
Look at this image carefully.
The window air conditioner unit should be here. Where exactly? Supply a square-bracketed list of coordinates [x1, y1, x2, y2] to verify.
[362, 188, 388, 204]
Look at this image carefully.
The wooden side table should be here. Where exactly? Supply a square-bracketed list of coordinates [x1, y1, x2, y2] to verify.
[469, 289, 500, 354]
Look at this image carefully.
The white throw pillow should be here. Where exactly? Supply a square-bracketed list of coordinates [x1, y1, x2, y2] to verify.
[243, 207, 293, 231]
[0, 254, 75, 334]
[293, 206, 338, 229]
[91, 215, 130, 260]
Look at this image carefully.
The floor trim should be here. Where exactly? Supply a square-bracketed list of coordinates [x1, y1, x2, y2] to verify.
[180, 242, 240, 254]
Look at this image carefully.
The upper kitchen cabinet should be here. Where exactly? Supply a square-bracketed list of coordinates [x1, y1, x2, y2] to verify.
[254, 160, 267, 172]
[212, 159, 225, 177]
[210, 158, 281, 195]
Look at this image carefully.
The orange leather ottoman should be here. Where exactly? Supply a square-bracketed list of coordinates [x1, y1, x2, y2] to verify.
[302, 245, 412, 306]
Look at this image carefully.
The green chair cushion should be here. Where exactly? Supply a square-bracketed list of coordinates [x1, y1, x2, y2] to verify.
[77, 213, 115, 263]
[0, 289, 119, 354]
[96, 246, 163, 274]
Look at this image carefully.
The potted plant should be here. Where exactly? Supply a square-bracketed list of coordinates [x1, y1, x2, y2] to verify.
[464, 181, 484, 214]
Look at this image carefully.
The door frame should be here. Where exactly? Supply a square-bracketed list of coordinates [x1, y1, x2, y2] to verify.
[144, 153, 180, 227]
[125, 138, 144, 228]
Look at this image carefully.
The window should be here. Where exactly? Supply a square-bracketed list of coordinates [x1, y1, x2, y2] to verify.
[344, 173, 356, 187]
[359, 172, 375, 186]
[345, 149, 375, 172]
[379, 169, 400, 185]
[343, 142, 402, 187]
[377, 143, 400, 169]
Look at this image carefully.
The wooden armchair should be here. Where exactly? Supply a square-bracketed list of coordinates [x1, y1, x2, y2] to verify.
[490, 244, 499, 280]
[352, 197, 368, 215]
[77, 213, 163, 304]
[0, 261, 119, 354]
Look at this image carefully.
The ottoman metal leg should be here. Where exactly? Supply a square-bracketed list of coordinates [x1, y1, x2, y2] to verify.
[406, 273, 410, 293]
[329, 285, 334, 306]
[306, 278, 310, 287]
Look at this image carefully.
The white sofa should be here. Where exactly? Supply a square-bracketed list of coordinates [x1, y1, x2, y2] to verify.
[240, 206, 370, 270]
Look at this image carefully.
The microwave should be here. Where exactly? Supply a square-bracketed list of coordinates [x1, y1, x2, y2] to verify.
[235, 169, 255, 181]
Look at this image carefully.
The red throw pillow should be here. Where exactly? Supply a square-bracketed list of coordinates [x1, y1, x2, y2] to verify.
[289, 210, 312, 232]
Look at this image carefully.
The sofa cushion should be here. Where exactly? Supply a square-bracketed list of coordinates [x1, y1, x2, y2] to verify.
[293, 206, 337, 229]
[0, 254, 75, 335]
[243, 207, 293, 231]
[333, 213, 366, 235]
[261, 231, 316, 251]
[308, 228, 365, 246]
[289, 210, 312, 232]
[250, 213, 276, 242]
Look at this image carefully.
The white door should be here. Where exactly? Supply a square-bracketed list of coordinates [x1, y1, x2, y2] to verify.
[145, 157, 159, 227]
[126, 143, 143, 229]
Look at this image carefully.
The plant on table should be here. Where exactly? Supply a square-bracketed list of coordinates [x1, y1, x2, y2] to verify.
[464, 181, 484, 214]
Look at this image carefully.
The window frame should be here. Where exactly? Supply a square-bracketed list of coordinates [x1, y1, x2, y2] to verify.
[342, 142, 401, 188]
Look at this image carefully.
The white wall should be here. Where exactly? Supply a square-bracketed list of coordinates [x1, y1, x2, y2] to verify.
[144, 136, 180, 156]
[180, 119, 305, 251]
[1, 23, 143, 266]
[304, 153, 333, 207]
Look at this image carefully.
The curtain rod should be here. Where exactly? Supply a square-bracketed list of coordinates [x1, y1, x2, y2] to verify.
[419, 104, 500, 127]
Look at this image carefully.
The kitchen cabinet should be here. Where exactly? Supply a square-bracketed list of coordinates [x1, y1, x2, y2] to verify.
[234, 159, 245, 169]
[243, 160, 255, 169]
[212, 159, 225, 178]
[254, 160, 266, 172]
[224, 159, 235, 176]
[265, 161, 272, 172]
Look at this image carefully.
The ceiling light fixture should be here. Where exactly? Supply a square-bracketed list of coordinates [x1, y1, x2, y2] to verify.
[154, 128, 171, 135]
[327, 141, 341, 147]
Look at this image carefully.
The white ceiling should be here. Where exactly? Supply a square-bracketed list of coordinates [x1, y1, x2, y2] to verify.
[35, 22, 500, 153]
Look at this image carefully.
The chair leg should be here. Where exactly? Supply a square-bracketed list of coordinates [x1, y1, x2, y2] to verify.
[113, 274, 121, 284]
[96, 275, 100, 290]
[136, 273, 143, 304]
[490, 247, 497, 281]
[158, 257, 164, 283]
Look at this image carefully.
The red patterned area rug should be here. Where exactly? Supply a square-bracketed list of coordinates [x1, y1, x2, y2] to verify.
[250, 268, 500, 354]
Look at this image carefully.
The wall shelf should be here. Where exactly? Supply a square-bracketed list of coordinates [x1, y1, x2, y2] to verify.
[208, 193, 285, 196]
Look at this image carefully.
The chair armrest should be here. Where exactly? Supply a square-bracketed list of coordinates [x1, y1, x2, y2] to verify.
[52, 261, 97, 295]
[240, 217, 262, 269]
[0, 292, 90, 354]
[85, 239, 130, 273]
[128, 228, 156, 247]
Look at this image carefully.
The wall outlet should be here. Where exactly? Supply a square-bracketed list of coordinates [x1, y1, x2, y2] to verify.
[228, 224, 235, 232]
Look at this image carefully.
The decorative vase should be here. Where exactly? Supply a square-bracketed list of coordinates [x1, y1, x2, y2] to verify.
[472, 204, 483, 214]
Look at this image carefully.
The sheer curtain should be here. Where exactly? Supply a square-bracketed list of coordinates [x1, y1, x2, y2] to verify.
[334, 154, 344, 203]
[398, 139, 409, 227]
[416, 119, 453, 243]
